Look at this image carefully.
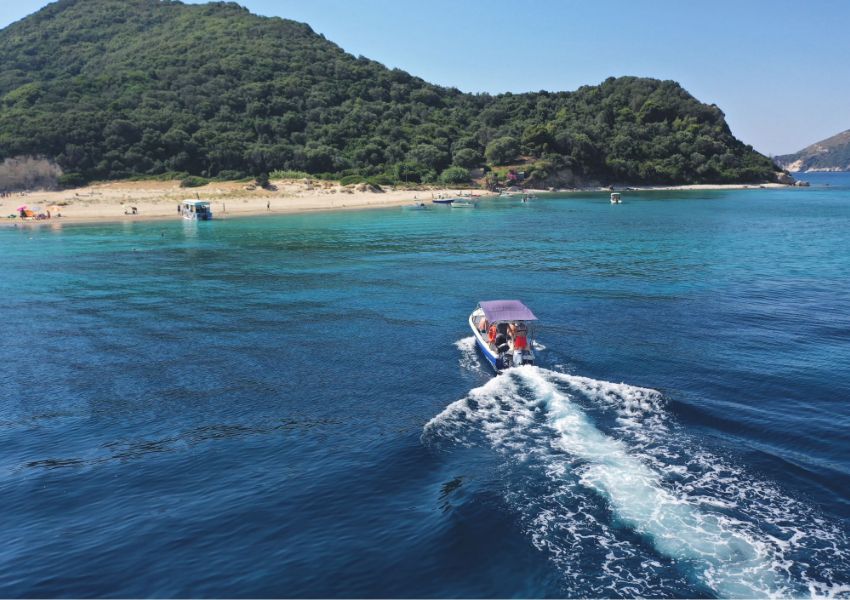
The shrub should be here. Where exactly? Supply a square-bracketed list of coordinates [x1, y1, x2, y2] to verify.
[440, 166, 470, 184]
[57, 172, 86, 189]
[255, 172, 270, 188]
[179, 176, 209, 188]
[216, 169, 246, 180]
[367, 174, 395, 186]
[270, 170, 309, 179]
[339, 174, 366, 186]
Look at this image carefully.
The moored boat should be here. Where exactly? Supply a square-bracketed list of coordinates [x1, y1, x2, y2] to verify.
[610, 192, 622, 204]
[451, 199, 477, 208]
[181, 199, 213, 220]
[469, 300, 537, 372]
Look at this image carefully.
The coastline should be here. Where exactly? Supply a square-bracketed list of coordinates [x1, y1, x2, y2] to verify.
[2, 179, 790, 226]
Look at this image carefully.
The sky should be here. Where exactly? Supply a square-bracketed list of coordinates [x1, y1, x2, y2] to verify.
[1, 0, 848, 156]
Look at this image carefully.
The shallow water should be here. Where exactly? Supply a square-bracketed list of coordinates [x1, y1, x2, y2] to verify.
[1, 173, 849, 597]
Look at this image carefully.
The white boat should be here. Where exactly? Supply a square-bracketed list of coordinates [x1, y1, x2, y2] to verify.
[469, 300, 537, 373]
[451, 199, 477, 208]
[181, 199, 213, 220]
[610, 192, 622, 204]
[405, 202, 428, 210]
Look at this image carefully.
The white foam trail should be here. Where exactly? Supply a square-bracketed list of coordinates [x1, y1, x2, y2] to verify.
[516, 367, 779, 598]
[545, 371, 669, 446]
[424, 367, 836, 597]
[428, 353, 850, 597]
[453, 336, 481, 372]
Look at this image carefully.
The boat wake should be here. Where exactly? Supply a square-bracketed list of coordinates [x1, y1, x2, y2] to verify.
[422, 365, 849, 598]
[453, 336, 481, 372]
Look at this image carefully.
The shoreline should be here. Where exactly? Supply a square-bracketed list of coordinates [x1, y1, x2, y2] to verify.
[2, 179, 791, 227]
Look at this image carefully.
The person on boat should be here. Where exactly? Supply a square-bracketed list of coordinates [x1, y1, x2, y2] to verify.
[493, 331, 509, 354]
[509, 322, 529, 351]
[488, 323, 497, 344]
[477, 316, 488, 333]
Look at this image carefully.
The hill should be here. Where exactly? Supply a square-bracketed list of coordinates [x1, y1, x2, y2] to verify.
[774, 129, 850, 172]
[0, 0, 782, 187]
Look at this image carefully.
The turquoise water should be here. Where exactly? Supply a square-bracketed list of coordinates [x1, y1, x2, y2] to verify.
[1, 174, 849, 597]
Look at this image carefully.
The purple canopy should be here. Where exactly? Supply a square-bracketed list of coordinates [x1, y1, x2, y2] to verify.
[479, 300, 537, 322]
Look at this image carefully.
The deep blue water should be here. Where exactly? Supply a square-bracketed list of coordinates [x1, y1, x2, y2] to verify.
[2, 174, 849, 598]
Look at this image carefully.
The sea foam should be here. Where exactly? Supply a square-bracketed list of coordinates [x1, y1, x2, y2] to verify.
[423, 365, 849, 598]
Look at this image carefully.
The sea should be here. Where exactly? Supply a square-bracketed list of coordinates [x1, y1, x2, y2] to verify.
[1, 172, 849, 598]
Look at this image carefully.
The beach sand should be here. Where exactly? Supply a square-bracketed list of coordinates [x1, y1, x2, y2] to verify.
[1, 179, 790, 226]
[1, 179, 481, 225]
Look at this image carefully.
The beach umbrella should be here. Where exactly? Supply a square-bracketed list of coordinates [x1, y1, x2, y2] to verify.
[17, 204, 27, 211]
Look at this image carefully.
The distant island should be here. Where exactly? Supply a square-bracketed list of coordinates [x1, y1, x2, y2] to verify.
[0, 0, 783, 189]
[775, 129, 850, 172]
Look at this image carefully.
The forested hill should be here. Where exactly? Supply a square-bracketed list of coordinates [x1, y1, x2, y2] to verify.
[0, 0, 781, 186]
[775, 129, 850, 172]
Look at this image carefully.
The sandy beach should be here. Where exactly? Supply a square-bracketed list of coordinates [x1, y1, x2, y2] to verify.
[1, 179, 790, 226]
[1, 178, 488, 225]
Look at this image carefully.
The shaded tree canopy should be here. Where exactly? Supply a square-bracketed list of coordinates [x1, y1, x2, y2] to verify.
[0, 0, 781, 185]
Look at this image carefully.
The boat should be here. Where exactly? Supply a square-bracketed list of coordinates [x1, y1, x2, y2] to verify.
[451, 199, 477, 208]
[181, 199, 213, 220]
[469, 300, 537, 373]
[610, 192, 622, 204]
[521, 193, 537, 202]
[405, 202, 428, 210]
[432, 198, 454, 204]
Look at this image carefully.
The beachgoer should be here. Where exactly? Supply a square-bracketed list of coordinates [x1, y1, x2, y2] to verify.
[267, 200, 270, 211]
[177, 204, 181, 214]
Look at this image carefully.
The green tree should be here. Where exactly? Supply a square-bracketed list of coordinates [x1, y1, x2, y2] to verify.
[439, 166, 469, 184]
[485, 136, 519, 165]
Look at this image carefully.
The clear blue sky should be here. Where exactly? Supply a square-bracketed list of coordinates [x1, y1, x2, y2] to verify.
[2, 0, 848, 156]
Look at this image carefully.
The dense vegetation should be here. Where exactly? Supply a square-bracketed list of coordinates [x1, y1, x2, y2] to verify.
[0, 0, 781, 186]
[775, 129, 850, 172]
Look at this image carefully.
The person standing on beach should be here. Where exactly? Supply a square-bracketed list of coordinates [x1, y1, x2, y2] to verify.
[266, 200, 270, 211]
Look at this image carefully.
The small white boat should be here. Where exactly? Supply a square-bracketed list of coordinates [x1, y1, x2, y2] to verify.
[451, 200, 477, 208]
[610, 192, 622, 204]
[405, 202, 428, 210]
[181, 199, 212, 220]
[469, 300, 537, 373]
